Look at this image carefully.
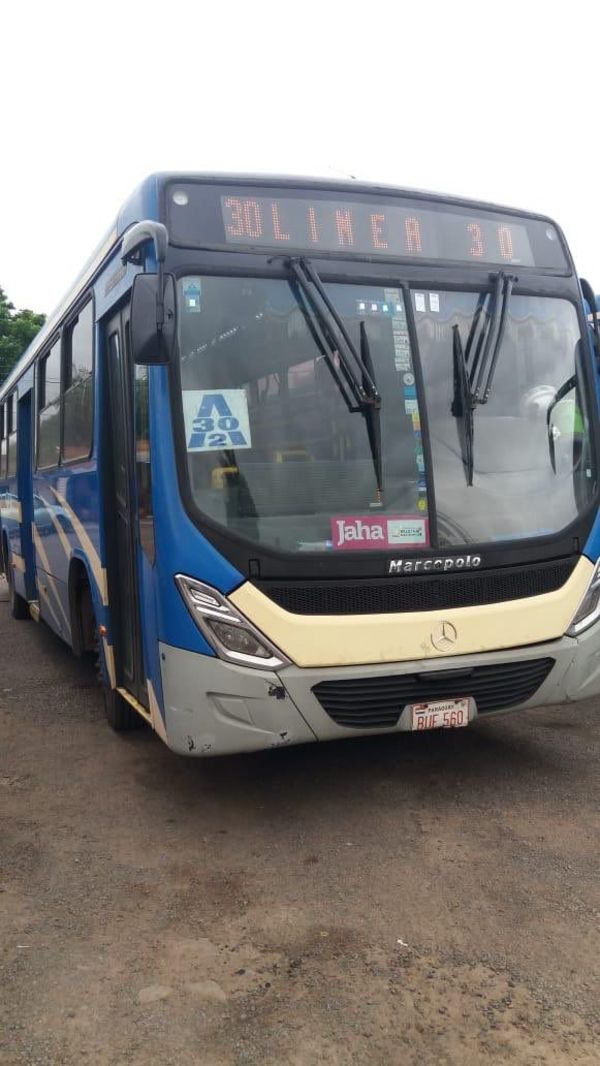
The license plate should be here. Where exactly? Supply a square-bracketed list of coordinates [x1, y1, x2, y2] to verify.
[410, 697, 470, 732]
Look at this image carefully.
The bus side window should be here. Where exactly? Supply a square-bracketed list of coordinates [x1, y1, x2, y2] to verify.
[37, 339, 61, 470]
[0, 403, 6, 477]
[134, 364, 154, 562]
[6, 394, 17, 477]
[63, 300, 94, 462]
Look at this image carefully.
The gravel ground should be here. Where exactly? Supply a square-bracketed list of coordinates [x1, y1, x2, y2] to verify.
[1, 597, 599, 1065]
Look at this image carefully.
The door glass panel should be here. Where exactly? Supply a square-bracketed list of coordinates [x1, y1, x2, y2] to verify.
[108, 333, 128, 506]
[135, 364, 155, 561]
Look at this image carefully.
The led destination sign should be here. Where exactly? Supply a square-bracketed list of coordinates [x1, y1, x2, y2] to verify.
[167, 183, 569, 271]
[221, 194, 537, 266]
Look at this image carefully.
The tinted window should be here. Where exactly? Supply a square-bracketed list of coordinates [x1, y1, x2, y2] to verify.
[37, 339, 61, 469]
[63, 301, 94, 460]
[6, 395, 17, 478]
[66, 301, 93, 385]
[7, 427, 17, 477]
[0, 404, 7, 477]
[41, 341, 61, 407]
[108, 332, 128, 502]
[135, 364, 154, 561]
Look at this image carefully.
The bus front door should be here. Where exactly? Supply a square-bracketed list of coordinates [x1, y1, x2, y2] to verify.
[104, 308, 147, 707]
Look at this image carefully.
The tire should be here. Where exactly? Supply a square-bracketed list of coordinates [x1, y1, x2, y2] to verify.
[78, 580, 97, 655]
[103, 686, 142, 732]
[88, 589, 141, 733]
[6, 555, 29, 620]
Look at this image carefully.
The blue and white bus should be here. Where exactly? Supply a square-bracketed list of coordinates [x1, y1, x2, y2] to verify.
[2, 173, 600, 754]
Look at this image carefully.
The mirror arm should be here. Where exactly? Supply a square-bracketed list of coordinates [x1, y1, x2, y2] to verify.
[156, 258, 165, 331]
[121, 220, 168, 266]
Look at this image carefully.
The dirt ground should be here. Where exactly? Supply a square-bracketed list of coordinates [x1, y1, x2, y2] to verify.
[1, 597, 599, 1065]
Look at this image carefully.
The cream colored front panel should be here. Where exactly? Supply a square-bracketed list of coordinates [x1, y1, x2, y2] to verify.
[229, 557, 593, 668]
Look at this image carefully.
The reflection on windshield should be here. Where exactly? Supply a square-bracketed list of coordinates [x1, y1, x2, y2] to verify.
[177, 277, 429, 554]
[415, 291, 595, 545]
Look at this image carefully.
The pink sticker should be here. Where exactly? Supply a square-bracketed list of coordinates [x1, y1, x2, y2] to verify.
[331, 514, 429, 551]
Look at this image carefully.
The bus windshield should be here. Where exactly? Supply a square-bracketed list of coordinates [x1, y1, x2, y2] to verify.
[176, 276, 596, 553]
[416, 291, 596, 545]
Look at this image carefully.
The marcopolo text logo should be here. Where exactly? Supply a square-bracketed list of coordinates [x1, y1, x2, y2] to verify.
[388, 555, 482, 574]
[183, 390, 252, 453]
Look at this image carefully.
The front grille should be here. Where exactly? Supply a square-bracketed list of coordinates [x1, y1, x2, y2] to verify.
[256, 558, 576, 615]
[313, 658, 555, 729]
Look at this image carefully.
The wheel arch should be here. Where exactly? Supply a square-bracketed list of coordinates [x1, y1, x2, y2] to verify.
[68, 554, 100, 656]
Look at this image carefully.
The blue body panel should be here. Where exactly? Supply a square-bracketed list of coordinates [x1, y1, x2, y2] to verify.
[0, 174, 246, 725]
[150, 364, 242, 652]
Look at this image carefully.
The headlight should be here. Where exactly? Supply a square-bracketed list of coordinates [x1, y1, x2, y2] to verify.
[175, 575, 290, 670]
[566, 558, 600, 636]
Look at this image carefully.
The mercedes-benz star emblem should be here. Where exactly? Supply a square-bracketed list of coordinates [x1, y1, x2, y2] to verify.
[430, 621, 458, 652]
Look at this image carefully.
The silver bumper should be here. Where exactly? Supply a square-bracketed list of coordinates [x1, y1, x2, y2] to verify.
[159, 625, 600, 756]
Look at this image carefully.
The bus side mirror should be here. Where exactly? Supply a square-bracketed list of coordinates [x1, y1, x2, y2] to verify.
[130, 272, 176, 365]
[122, 220, 175, 366]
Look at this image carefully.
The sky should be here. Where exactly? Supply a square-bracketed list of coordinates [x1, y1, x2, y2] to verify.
[2, 0, 599, 314]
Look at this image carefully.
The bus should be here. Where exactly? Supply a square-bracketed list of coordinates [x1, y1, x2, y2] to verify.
[1, 173, 600, 755]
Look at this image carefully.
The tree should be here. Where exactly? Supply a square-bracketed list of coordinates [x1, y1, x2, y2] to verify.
[0, 287, 45, 385]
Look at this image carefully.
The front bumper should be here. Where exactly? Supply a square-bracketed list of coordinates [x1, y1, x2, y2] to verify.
[159, 624, 600, 756]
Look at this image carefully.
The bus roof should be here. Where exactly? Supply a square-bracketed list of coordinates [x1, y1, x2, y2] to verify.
[0, 172, 560, 402]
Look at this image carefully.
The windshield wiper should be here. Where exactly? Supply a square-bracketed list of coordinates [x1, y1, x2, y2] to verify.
[451, 325, 475, 485]
[359, 321, 383, 501]
[463, 291, 488, 385]
[471, 272, 516, 404]
[284, 257, 384, 499]
[287, 258, 379, 408]
[451, 272, 516, 485]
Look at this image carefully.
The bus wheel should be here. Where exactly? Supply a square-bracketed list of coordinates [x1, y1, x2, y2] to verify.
[6, 557, 29, 620]
[93, 622, 141, 732]
[103, 687, 141, 732]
